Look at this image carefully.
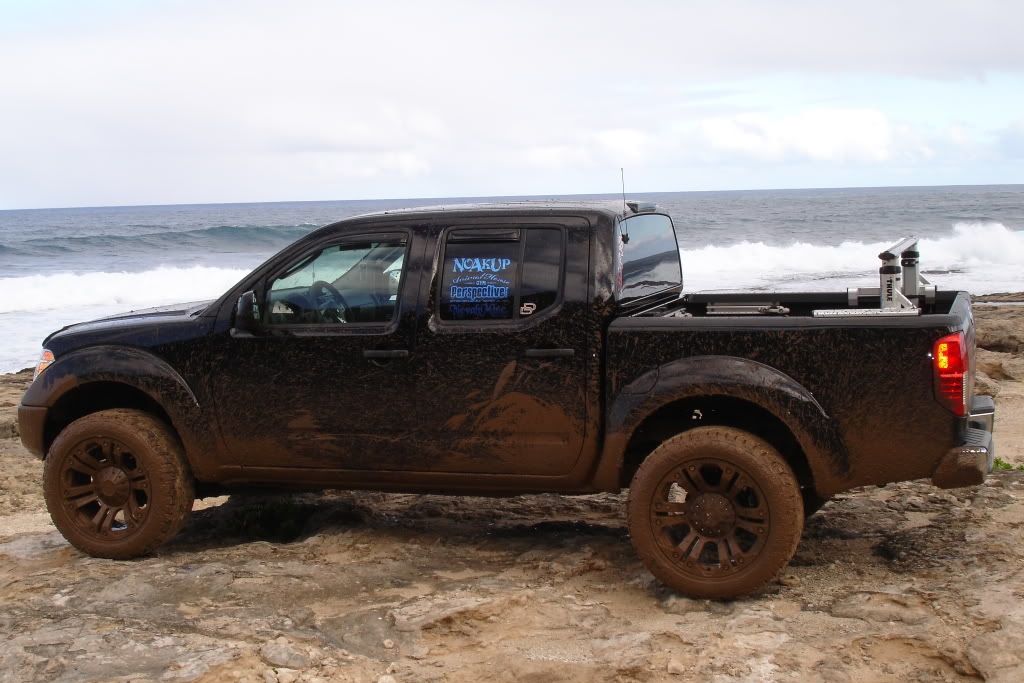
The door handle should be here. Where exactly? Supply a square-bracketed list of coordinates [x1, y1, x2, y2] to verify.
[363, 349, 410, 359]
[524, 348, 575, 358]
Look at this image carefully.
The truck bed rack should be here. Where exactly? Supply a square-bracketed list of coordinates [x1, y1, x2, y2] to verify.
[674, 237, 939, 318]
[812, 237, 935, 317]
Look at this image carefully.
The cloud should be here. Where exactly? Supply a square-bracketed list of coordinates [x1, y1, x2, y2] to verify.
[519, 129, 651, 170]
[696, 109, 942, 164]
[522, 145, 591, 169]
[306, 151, 432, 179]
[0, 0, 1023, 207]
[595, 129, 652, 164]
[995, 120, 1024, 159]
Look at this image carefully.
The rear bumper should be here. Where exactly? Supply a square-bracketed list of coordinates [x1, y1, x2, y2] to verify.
[931, 395, 996, 489]
[17, 404, 47, 460]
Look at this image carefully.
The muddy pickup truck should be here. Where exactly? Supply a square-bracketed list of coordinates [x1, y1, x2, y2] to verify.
[19, 200, 996, 598]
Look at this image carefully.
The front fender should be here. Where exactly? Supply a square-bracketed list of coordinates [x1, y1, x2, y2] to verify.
[24, 345, 198, 409]
[21, 346, 215, 476]
[596, 355, 849, 494]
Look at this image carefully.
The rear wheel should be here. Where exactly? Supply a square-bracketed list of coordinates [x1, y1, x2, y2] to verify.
[44, 409, 194, 559]
[627, 426, 804, 599]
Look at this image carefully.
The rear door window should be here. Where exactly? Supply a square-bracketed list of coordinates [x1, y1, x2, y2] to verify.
[438, 227, 563, 322]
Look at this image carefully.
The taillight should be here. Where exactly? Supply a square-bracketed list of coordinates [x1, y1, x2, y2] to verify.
[933, 332, 968, 416]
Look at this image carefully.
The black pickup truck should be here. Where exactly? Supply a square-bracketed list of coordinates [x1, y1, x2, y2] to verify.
[18, 200, 996, 598]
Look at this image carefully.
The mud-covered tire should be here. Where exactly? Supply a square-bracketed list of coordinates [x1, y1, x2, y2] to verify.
[627, 426, 804, 599]
[43, 409, 194, 559]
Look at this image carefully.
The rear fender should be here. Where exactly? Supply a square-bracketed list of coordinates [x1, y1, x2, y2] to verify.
[595, 355, 849, 494]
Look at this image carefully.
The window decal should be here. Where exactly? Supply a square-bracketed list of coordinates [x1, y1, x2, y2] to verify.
[446, 267, 514, 319]
[440, 241, 518, 320]
[438, 228, 562, 322]
[452, 257, 512, 274]
[448, 256, 513, 313]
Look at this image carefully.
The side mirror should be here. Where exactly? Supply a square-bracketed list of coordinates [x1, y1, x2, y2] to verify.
[234, 291, 260, 333]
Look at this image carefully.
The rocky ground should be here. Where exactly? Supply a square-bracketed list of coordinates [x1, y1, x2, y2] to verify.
[2, 301, 1024, 683]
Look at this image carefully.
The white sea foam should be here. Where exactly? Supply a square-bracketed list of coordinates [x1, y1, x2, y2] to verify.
[0, 265, 251, 314]
[683, 221, 1024, 293]
[0, 266, 250, 373]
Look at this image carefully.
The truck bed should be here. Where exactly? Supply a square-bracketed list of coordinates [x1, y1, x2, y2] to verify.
[635, 290, 963, 318]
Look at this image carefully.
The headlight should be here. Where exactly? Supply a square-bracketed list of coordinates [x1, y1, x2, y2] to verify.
[33, 349, 55, 381]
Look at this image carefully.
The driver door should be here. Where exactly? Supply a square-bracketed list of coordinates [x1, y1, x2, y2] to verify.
[211, 230, 421, 470]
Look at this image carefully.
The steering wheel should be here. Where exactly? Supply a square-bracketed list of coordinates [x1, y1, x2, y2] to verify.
[309, 280, 349, 323]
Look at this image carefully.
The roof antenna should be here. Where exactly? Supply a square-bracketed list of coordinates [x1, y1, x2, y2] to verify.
[620, 168, 627, 212]
[620, 168, 629, 244]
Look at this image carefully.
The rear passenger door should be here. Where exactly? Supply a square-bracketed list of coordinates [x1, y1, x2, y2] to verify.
[407, 219, 595, 476]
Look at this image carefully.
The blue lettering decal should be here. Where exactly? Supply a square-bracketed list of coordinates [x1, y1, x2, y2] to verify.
[450, 284, 509, 300]
[446, 302, 510, 319]
[451, 257, 513, 274]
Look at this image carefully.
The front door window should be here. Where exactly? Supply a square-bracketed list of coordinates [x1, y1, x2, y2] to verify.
[266, 238, 407, 325]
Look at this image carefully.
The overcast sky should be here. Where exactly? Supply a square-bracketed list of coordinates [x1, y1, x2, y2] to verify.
[1, 0, 1022, 209]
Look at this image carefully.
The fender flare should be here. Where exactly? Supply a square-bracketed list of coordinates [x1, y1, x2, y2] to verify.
[595, 355, 849, 494]
[23, 345, 215, 477]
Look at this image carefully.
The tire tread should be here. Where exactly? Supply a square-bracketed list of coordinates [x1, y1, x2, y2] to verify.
[43, 409, 194, 559]
[626, 426, 804, 599]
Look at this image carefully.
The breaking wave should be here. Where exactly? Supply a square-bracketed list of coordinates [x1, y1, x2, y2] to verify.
[682, 221, 1024, 293]
[0, 265, 253, 372]
[0, 265, 250, 314]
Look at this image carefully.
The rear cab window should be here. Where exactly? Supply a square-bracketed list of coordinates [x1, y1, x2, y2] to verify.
[438, 227, 564, 322]
[614, 213, 682, 303]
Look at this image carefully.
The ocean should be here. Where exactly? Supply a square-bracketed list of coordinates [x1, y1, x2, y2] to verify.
[2, 185, 1022, 374]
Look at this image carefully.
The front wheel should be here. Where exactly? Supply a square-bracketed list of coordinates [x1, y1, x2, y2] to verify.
[44, 409, 195, 559]
[627, 426, 804, 599]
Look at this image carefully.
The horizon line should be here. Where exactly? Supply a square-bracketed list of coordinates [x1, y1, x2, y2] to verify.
[3, 182, 1022, 213]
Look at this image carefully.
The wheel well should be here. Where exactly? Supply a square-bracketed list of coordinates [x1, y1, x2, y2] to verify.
[619, 396, 815, 493]
[42, 382, 174, 457]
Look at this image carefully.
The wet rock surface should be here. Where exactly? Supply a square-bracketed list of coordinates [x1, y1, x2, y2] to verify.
[3, 476, 1024, 683]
